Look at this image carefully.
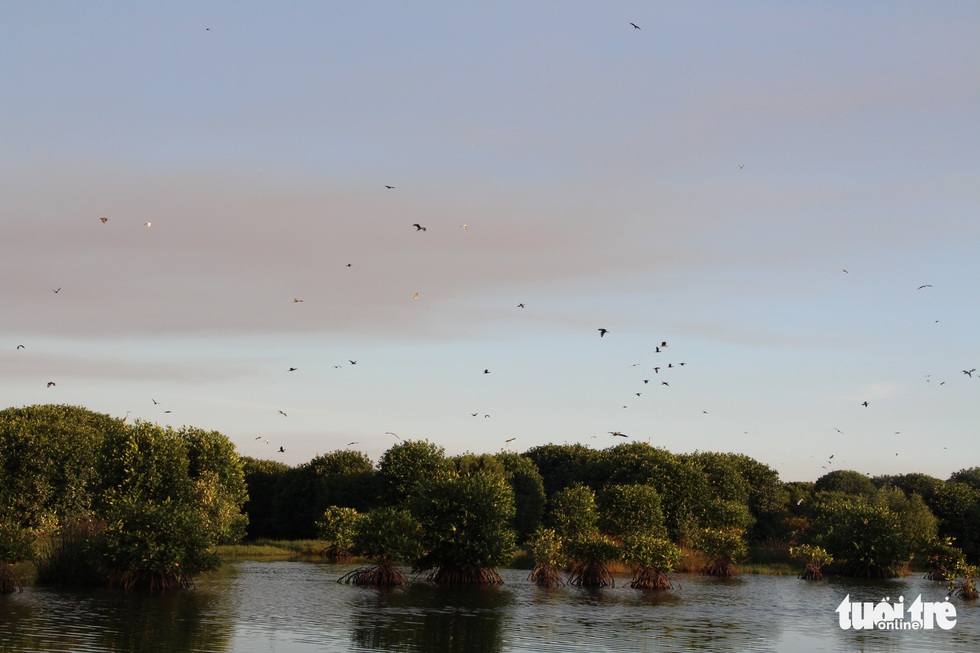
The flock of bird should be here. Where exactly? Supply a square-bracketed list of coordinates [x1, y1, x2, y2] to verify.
[9, 20, 976, 478]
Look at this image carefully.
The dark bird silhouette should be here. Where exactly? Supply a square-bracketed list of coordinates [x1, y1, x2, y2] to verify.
[293, 298, 303, 303]
[630, 22, 640, 29]
[47, 381, 55, 387]
[660, 341, 668, 348]
[471, 413, 479, 416]
[517, 303, 524, 308]
[598, 328, 608, 337]
[483, 369, 490, 374]
[609, 431, 628, 437]
[288, 367, 297, 372]
[152, 398, 159, 405]
[100, 217, 108, 223]
[661, 381, 669, 386]
[255, 436, 262, 440]
[278, 446, 285, 453]
[386, 432, 401, 440]
[347, 441, 358, 446]
[16, 345, 24, 350]
[346, 263, 352, 267]
[412, 223, 427, 231]
[52, 288, 61, 293]
[505, 437, 516, 443]
[643, 379, 649, 384]
[861, 401, 869, 407]
[163, 410, 172, 414]
[278, 410, 287, 417]
[964, 369, 976, 377]
[349, 360, 357, 365]
[916, 284, 933, 290]
[385, 185, 395, 189]
[739, 164, 744, 169]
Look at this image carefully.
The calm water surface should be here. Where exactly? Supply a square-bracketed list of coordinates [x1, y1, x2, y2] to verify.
[2, 561, 977, 652]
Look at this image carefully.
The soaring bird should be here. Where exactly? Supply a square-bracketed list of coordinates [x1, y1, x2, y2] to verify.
[47, 381, 55, 387]
[347, 441, 358, 446]
[471, 413, 479, 417]
[916, 284, 933, 290]
[16, 344, 24, 350]
[483, 369, 490, 374]
[278, 410, 287, 417]
[349, 360, 357, 365]
[288, 367, 297, 372]
[517, 303, 525, 308]
[505, 437, 516, 443]
[278, 446, 285, 453]
[598, 328, 608, 337]
[385, 432, 401, 440]
[100, 217, 108, 223]
[152, 398, 159, 404]
[385, 185, 395, 189]
[293, 298, 304, 303]
[412, 223, 427, 231]
[964, 369, 976, 377]
[861, 401, 869, 407]
[52, 288, 61, 293]
[630, 22, 641, 29]
[609, 431, 628, 438]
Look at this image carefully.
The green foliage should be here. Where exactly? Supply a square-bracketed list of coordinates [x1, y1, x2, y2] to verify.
[924, 537, 965, 581]
[809, 487, 938, 577]
[928, 480, 980, 563]
[949, 467, 980, 492]
[378, 440, 455, 507]
[948, 562, 979, 600]
[549, 485, 598, 541]
[315, 506, 362, 559]
[528, 527, 565, 568]
[813, 470, 876, 496]
[597, 484, 666, 541]
[621, 534, 682, 573]
[694, 527, 747, 577]
[240, 457, 290, 539]
[789, 544, 833, 580]
[493, 452, 546, 543]
[522, 443, 606, 497]
[412, 470, 517, 583]
[351, 507, 423, 563]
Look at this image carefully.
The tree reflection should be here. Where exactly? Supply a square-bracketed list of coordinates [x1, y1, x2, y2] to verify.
[348, 582, 512, 653]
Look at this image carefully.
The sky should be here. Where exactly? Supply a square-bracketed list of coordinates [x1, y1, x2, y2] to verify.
[2, 1, 978, 483]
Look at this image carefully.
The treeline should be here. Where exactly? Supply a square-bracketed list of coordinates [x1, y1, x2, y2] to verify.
[0, 405, 247, 592]
[3, 405, 979, 594]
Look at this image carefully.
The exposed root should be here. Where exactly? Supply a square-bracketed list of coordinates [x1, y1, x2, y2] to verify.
[106, 569, 191, 592]
[338, 563, 407, 587]
[528, 564, 564, 588]
[701, 560, 738, 578]
[629, 567, 675, 590]
[798, 563, 823, 581]
[567, 561, 613, 588]
[425, 567, 503, 585]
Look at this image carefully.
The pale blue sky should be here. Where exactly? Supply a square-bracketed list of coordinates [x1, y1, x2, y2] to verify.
[2, 1, 978, 481]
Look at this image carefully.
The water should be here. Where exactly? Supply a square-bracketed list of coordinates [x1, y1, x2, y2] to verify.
[2, 561, 977, 652]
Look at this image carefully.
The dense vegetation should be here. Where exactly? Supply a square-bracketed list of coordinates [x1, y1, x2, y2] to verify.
[3, 403, 979, 594]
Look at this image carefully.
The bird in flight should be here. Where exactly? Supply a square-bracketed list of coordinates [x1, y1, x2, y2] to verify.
[517, 303, 524, 308]
[385, 185, 395, 189]
[598, 328, 608, 337]
[152, 398, 159, 405]
[916, 284, 933, 290]
[255, 436, 262, 440]
[505, 437, 516, 443]
[349, 360, 357, 365]
[461, 224, 468, 230]
[861, 401, 869, 407]
[386, 432, 401, 440]
[662, 381, 669, 386]
[413, 223, 427, 231]
[278, 446, 285, 453]
[100, 217, 108, 223]
[47, 381, 56, 387]
[278, 410, 287, 417]
[609, 431, 628, 437]
[483, 369, 490, 374]
[144, 222, 152, 228]
[413, 292, 419, 300]
[347, 441, 358, 446]
[293, 298, 303, 303]
[630, 22, 641, 29]
[288, 367, 297, 372]
[16, 345, 25, 350]
[52, 288, 61, 293]
[739, 164, 744, 169]
[964, 369, 976, 377]
[660, 341, 668, 348]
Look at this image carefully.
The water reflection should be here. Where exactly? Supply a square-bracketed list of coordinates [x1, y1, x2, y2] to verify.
[348, 582, 511, 653]
[1, 561, 977, 653]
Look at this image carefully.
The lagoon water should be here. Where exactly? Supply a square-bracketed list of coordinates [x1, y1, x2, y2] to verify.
[2, 561, 977, 652]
